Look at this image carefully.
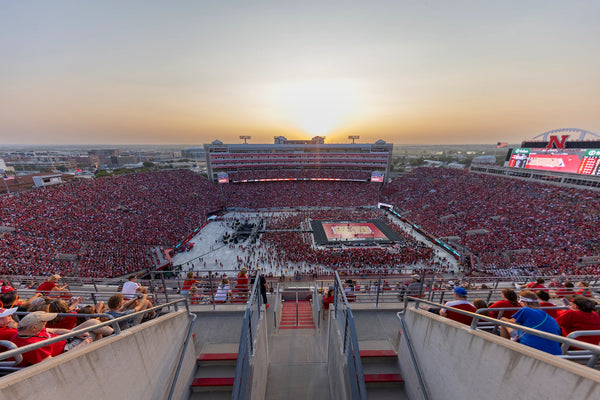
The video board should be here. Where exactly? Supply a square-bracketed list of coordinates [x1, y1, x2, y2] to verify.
[217, 172, 229, 183]
[509, 148, 600, 175]
[371, 171, 384, 182]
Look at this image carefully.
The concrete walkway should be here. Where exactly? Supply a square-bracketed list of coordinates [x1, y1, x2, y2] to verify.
[265, 327, 330, 399]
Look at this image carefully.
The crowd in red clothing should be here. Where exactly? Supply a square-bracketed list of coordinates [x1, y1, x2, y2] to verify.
[259, 210, 433, 270]
[227, 169, 371, 182]
[381, 167, 600, 275]
[0, 170, 222, 278]
[222, 181, 379, 209]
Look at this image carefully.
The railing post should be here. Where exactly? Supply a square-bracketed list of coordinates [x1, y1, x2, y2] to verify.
[376, 273, 381, 308]
[208, 271, 215, 310]
[296, 290, 299, 327]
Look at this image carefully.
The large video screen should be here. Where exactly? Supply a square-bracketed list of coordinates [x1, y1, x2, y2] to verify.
[509, 148, 600, 175]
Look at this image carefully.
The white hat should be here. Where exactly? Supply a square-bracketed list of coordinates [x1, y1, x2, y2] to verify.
[0, 307, 17, 318]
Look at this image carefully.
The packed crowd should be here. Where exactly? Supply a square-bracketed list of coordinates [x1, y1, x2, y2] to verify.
[222, 181, 379, 209]
[227, 169, 372, 182]
[429, 280, 600, 356]
[381, 167, 600, 275]
[0, 170, 222, 277]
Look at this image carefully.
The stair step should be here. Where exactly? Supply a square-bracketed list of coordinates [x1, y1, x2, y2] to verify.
[364, 373, 404, 384]
[279, 325, 315, 329]
[198, 353, 238, 362]
[191, 377, 235, 391]
[360, 350, 397, 358]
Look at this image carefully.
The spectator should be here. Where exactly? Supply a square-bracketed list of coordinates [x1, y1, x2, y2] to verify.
[12, 311, 92, 367]
[499, 290, 562, 355]
[181, 271, 197, 297]
[121, 275, 147, 300]
[35, 275, 68, 296]
[214, 279, 231, 303]
[106, 293, 152, 330]
[526, 278, 546, 289]
[554, 282, 576, 298]
[256, 268, 269, 308]
[536, 291, 559, 319]
[47, 299, 79, 330]
[473, 298, 490, 317]
[323, 287, 334, 320]
[0, 288, 42, 313]
[0, 307, 18, 341]
[440, 287, 477, 325]
[576, 281, 592, 297]
[488, 288, 521, 319]
[555, 296, 600, 347]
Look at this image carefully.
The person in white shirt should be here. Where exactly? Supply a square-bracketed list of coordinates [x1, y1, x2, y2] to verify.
[122, 275, 147, 300]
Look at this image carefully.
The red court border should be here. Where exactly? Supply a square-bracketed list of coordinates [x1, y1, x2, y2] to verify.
[322, 222, 387, 241]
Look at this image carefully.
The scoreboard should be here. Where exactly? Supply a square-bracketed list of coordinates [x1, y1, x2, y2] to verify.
[509, 148, 600, 175]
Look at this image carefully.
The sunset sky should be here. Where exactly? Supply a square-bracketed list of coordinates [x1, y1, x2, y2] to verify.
[1, 1, 599, 146]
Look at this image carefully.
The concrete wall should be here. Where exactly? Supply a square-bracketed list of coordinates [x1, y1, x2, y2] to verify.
[327, 313, 351, 400]
[400, 308, 600, 400]
[0, 311, 194, 400]
[352, 308, 403, 349]
[191, 310, 245, 352]
[249, 311, 269, 400]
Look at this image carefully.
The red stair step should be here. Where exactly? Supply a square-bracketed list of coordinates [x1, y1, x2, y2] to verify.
[191, 377, 235, 387]
[198, 353, 238, 362]
[364, 373, 404, 383]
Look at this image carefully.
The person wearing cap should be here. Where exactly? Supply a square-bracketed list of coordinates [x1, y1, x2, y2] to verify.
[0, 307, 18, 341]
[499, 290, 562, 355]
[12, 311, 85, 367]
[439, 287, 477, 325]
[0, 287, 43, 313]
[35, 275, 68, 296]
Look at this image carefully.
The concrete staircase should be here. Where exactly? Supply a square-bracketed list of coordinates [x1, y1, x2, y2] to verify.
[190, 351, 238, 399]
[360, 349, 406, 399]
[279, 300, 315, 330]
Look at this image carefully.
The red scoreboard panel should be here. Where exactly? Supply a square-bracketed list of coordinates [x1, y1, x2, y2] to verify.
[509, 148, 600, 175]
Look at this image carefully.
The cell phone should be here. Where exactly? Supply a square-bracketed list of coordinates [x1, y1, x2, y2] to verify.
[561, 298, 570, 306]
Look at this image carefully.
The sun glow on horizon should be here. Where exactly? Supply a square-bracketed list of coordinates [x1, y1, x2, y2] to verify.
[266, 79, 362, 137]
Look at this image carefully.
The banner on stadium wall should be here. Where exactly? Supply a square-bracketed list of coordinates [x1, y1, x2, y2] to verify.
[371, 171, 384, 182]
[217, 172, 229, 183]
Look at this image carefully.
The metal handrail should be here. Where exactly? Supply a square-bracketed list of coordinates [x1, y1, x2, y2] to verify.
[314, 282, 320, 330]
[273, 283, 280, 330]
[333, 271, 367, 400]
[232, 272, 262, 400]
[0, 298, 187, 362]
[167, 305, 196, 400]
[396, 313, 429, 400]
[408, 297, 600, 367]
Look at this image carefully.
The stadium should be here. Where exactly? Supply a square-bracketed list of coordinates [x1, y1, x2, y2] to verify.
[1, 133, 600, 399]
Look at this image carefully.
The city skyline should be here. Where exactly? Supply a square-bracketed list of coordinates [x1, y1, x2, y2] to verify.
[1, 1, 599, 146]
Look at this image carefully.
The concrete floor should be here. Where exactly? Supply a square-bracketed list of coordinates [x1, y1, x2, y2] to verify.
[265, 322, 330, 399]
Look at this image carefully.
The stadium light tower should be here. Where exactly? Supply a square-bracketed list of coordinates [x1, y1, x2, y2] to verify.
[239, 135, 251, 144]
[348, 135, 360, 144]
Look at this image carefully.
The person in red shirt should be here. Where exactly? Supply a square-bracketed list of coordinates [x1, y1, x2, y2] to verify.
[488, 288, 521, 319]
[0, 307, 18, 342]
[575, 281, 593, 297]
[525, 278, 546, 290]
[36, 275, 68, 297]
[556, 296, 600, 348]
[554, 281, 576, 298]
[440, 287, 477, 325]
[12, 311, 69, 367]
[323, 287, 334, 320]
[181, 271, 198, 297]
[536, 290, 559, 319]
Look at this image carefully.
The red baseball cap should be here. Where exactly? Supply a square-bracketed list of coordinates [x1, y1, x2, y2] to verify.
[0, 286, 15, 294]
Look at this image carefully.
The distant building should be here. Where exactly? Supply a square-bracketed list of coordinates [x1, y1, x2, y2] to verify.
[472, 155, 496, 164]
